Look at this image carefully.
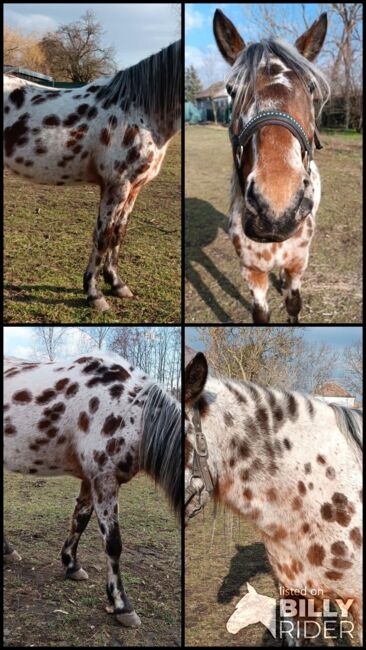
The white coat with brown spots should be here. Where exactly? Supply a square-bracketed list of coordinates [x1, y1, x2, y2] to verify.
[4, 354, 181, 628]
[185, 353, 362, 644]
[4, 40, 181, 310]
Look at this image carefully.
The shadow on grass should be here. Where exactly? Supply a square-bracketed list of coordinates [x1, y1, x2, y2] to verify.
[185, 197, 251, 322]
[4, 283, 86, 308]
[217, 542, 272, 604]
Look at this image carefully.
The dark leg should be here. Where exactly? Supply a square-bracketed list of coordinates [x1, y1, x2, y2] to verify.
[91, 474, 141, 627]
[84, 183, 129, 311]
[242, 268, 270, 323]
[281, 268, 304, 324]
[4, 538, 22, 561]
[61, 479, 93, 581]
[103, 189, 139, 298]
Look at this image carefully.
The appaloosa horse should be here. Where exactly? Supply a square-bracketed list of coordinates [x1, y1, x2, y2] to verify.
[185, 351, 362, 644]
[4, 40, 181, 310]
[4, 354, 181, 627]
[213, 11, 330, 323]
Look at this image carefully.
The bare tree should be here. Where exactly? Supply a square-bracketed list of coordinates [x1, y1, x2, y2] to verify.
[40, 10, 117, 82]
[342, 340, 362, 398]
[77, 327, 112, 351]
[33, 327, 68, 361]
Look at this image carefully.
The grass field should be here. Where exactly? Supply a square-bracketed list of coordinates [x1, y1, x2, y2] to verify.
[4, 135, 181, 324]
[185, 503, 360, 647]
[185, 125, 362, 323]
[4, 471, 180, 647]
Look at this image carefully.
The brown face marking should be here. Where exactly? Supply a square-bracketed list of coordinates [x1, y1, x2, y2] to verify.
[302, 523, 310, 534]
[307, 543, 325, 566]
[317, 454, 326, 465]
[324, 571, 343, 580]
[12, 390, 32, 403]
[331, 558, 352, 569]
[243, 488, 253, 500]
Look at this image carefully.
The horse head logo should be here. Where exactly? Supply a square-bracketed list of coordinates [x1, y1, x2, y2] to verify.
[227, 582, 277, 638]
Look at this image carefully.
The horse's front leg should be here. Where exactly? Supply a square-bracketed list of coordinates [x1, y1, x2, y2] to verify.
[241, 265, 270, 323]
[91, 474, 141, 628]
[4, 538, 22, 561]
[103, 189, 140, 298]
[280, 258, 308, 324]
[83, 183, 129, 311]
[61, 479, 93, 581]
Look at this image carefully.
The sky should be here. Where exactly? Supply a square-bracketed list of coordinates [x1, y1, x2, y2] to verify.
[185, 326, 362, 388]
[3, 326, 176, 361]
[4, 3, 180, 68]
[185, 3, 329, 87]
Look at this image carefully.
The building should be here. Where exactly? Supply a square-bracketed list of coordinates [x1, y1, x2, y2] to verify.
[4, 65, 54, 85]
[314, 382, 355, 407]
[195, 81, 230, 123]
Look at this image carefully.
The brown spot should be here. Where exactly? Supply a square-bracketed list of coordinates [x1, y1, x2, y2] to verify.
[320, 502, 335, 521]
[273, 525, 287, 541]
[282, 564, 295, 580]
[46, 427, 58, 438]
[224, 412, 234, 427]
[302, 523, 310, 534]
[100, 128, 111, 145]
[43, 115, 60, 126]
[266, 488, 277, 502]
[102, 414, 124, 436]
[349, 527, 362, 548]
[307, 544, 325, 566]
[298, 481, 306, 496]
[240, 469, 250, 482]
[326, 466, 336, 480]
[308, 482, 314, 490]
[292, 496, 302, 511]
[304, 463, 311, 474]
[283, 438, 292, 450]
[13, 390, 32, 403]
[123, 126, 139, 147]
[55, 378, 70, 391]
[36, 389, 56, 405]
[325, 571, 343, 580]
[66, 382, 79, 397]
[317, 454, 326, 465]
[93, 450, 108, 468]
[232, 234, 242, 256]
[5, 424, 17, 435]
[109, 384, 124, 400]
[78, 412, 89, 433]
[331, 541, 348, 556]
[89, 397, 100, 413]
[126, 146, 140, 164]
[243, 488, 253, 500]
[331, 558, 352, 569]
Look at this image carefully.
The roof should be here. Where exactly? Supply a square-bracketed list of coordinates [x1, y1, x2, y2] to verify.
[195, 81, 227, 99]
[3, 65, 53, 81]
[314, 382, 353, 398]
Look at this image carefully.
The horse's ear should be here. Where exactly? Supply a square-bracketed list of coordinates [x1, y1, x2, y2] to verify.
[295, 13, 327, 61]
[184, 353, 208, 404]
[213, 9, 245, 66]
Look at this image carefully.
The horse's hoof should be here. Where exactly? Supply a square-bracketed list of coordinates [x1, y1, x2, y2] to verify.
[67, 567, 89, 581]
[112, 284, 134, 298]
[116, 610, 142, 628]
[4, 549, 22, 562]
[88, 296, 110, 311]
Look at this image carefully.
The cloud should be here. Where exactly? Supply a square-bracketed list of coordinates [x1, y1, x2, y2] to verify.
[185, 5, 205, 30]
[5, 9, 57, 34]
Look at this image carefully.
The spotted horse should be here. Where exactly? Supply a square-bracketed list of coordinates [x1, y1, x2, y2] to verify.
[4, 354, 181, 627]
[185, 351, 362, 645]
[213, 11, 330, 323]
[4, 40, 181, 311]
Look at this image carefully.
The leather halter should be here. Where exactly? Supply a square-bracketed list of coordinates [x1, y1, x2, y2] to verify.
[184, 404, 214, 516]
[229, 109, 323, 195]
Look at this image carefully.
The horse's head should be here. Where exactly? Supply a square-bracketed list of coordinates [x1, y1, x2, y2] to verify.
[184, 350, 214, 524]
[214, 10, 329, 243]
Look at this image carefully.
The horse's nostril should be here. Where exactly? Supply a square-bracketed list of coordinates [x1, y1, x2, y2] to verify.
[303, 178, 310, 189]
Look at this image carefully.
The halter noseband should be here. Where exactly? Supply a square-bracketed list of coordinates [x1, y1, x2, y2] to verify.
[229, 109, 323, 194]
[184, 404, 214, 517]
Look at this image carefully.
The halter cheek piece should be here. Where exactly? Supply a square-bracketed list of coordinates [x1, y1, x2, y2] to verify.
[184, 405, 214, 516]
[229, 110, 323, 195]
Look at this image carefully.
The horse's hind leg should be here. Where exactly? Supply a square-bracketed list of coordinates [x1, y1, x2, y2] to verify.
[61, 479, 93, 581]
[4, 538, 22, 561]
[91, 473, 141, 627]
[103, 189, 140, 299]
[83, 183, 129, 311]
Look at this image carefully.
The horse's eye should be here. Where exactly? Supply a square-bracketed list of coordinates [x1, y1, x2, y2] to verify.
[308, 81, 315, 93]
